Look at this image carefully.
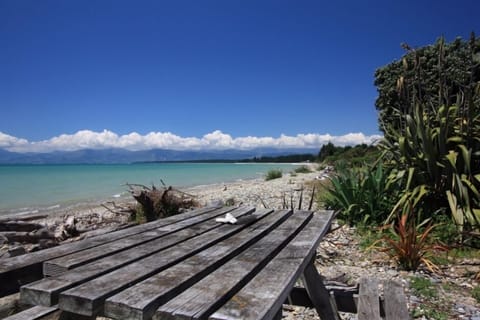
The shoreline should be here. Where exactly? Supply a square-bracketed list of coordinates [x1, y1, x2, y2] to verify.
[0, 162, 307, 216]
[0, 165, 323, 258]
[1, 163, 321, 222]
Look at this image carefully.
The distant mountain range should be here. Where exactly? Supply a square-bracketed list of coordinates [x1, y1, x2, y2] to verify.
[0, 148, 318, 164]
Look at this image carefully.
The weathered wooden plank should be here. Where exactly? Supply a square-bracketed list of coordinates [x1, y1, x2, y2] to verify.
[302, 261, 339, 320]
[21, 206, 257, 307]
[357, 277, 381, 320]
[384, 280, 409, 320]
[59, 209, 286, 317]
[273, 308, 282, 320]
[287, 286, 359, 314]
[43, 206, 236, 276]
[0, 205, 220, 297]
[151, 211, 313, 320]
[209, 211, 335, 320]
[1, 305, 59, 320]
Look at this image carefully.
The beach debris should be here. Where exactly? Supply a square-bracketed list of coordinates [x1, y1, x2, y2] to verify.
[0, 228, 56, 244]
[126, 182, 199, 222]
[0, 221, 44, 232]
[101, 201, 135, 218]
[54, 215, 78, 241]
[215, 212, 238, 224]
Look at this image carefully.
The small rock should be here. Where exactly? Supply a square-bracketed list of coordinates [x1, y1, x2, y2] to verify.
[387, 269, 399, 277]
[207, 199, 224, 207]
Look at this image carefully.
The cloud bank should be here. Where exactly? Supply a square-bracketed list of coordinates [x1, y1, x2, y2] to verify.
[0, 130, 382, 153]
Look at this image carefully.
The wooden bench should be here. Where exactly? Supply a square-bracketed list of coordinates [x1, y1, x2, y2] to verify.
[287, 277, 410, 320]
[357, 277, 409, 320]
[11, 206, 336, 319]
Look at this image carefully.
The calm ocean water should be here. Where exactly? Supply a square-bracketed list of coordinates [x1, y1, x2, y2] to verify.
[0, 163, 295, 215]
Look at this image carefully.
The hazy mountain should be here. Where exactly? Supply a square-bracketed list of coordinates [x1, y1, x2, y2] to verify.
[0, 148, 318, 164]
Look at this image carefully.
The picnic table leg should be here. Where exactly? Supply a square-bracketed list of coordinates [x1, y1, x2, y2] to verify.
[301, 257, 339, 320]
[273, 307, 282, 320]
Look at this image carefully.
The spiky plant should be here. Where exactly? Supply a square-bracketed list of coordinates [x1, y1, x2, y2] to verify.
[379, 34, 480, 235]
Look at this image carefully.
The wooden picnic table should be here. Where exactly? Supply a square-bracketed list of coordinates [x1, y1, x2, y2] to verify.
[13, 206, 335, 320]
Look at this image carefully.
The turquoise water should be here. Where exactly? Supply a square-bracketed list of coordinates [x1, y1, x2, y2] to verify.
[0, 163, 295, 214]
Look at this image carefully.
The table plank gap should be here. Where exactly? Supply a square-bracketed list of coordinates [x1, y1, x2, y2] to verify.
[0, 205, 221, 296]
[153, 211, 313, 320]
[100, 209, 292, 319]
[21, 206, 257, 307]
[207, 210, 334, 320]
[43, 206, 237, 275]
[58, 207, 278, 316]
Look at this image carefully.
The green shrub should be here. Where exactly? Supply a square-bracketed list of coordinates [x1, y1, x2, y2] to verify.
[410, 276, 438, 298]
[322, 162, 396, 226]
[472, 286, 480, 303]
[377, 35, 480, 234]
[265, 169, 282, 181]
[356, 224, 385, 250]
[319, 143, 381, 166]
[294, 165, 312, 174]
[375, 35, 480, 135]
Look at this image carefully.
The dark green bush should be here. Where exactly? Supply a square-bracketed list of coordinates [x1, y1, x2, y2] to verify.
[265, 169, 282, 181]
[376, 35, 480, 234]
[322, 162, 396, 225]
[294, 165, 312, 174]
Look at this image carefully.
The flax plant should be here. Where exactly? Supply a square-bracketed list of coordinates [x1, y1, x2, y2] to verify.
[375, 208, 446, 272]
[380, 34, 480, 235]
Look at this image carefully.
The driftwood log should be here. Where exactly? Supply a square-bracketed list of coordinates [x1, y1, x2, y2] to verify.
[127, 183, 198, 222]
[0, 221, 44, 232]
[0, 229, 56, 244]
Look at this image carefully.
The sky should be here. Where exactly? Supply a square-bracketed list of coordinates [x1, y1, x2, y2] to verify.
[1, 0, 479, 152]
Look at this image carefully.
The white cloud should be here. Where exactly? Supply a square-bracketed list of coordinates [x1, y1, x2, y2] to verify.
[0, 132, 29, 150]
[0, 130, 383, 153]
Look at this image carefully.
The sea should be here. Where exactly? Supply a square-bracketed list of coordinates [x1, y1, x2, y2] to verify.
[0, 162, 297, 216]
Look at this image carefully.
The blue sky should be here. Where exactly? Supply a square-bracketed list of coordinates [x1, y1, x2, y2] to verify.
[0, 0, 479, 152]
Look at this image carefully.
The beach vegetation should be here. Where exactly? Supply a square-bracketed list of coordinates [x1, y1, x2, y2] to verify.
[225, 198, 235, 206]
[410, 276, 438, 298]
[321, 161, 396, 226]
[473, 285, 480, 303]
[318, 143, 381, 167]
[316, 35, 480, 282]
[293, 165, 312, 174]
[409, 276, 448, 320]
[324, 34, 480, 250]
[378, 34, 480, 239]
[373, 207, 446, 272]
[265, 169, 282, 181]
[242, 154, 316, 163]
[281, 185, 317, 211]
